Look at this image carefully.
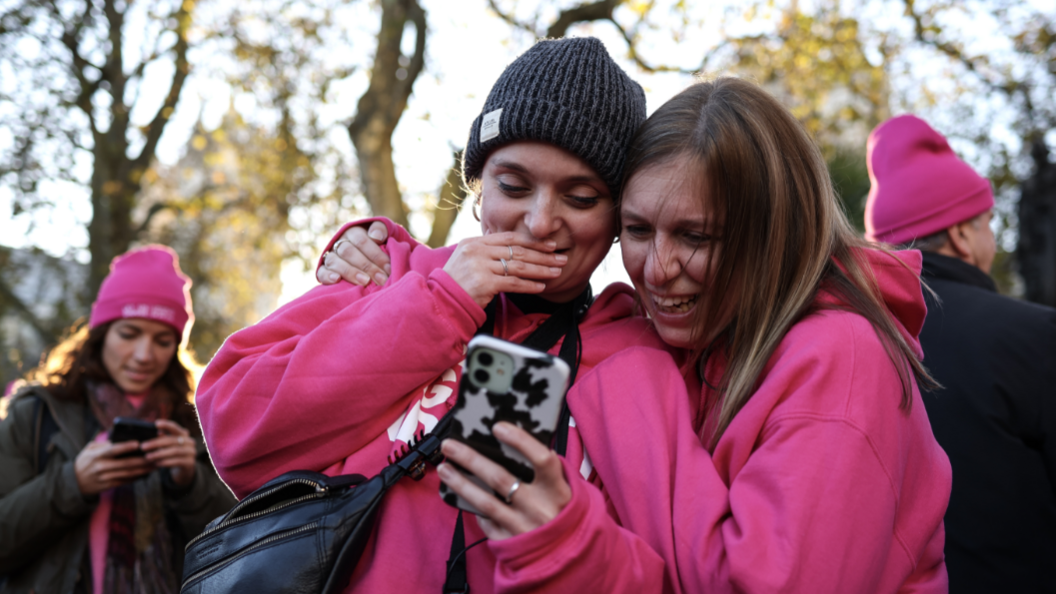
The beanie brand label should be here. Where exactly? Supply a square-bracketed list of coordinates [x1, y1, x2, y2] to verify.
[480, 109, 502, 143]
[122, 303, 176, 323]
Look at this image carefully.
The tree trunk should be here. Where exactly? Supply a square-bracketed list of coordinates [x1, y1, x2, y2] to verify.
[1017, 138, 1056, 307]
[348, 0, 427, 230]
[426, 151, 467, 247]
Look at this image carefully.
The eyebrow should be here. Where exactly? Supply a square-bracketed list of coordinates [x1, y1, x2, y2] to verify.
[620, 207, 714, 229]
[490, 159, 603, 184]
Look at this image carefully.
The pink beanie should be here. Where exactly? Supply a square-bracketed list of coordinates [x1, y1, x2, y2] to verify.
[864, 115, 993, 245]
[89, 245, 194, 337]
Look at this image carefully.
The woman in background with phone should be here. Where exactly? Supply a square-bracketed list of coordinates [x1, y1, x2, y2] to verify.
[196, 37, 684, 593]
[0, 246, 235, 594]
[323, 78, 952, 592]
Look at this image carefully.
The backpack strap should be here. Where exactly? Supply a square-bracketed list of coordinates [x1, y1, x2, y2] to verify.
[28, 395, 62, 475]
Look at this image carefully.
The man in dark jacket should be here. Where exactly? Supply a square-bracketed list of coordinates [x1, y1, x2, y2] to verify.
[865, 114, 1056, 594]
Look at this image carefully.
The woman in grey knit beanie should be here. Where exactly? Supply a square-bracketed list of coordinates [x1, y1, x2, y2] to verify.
[220, 36, 682, 591]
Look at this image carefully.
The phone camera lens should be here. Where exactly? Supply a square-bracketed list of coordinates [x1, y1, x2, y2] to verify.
[478, 352, 493, 367]
[473, 369, 490, 384]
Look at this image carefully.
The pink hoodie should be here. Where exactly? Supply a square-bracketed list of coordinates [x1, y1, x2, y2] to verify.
[199, 219, 949, 593]
[567, 248, 951, 593]
[196, 219, 680, 593]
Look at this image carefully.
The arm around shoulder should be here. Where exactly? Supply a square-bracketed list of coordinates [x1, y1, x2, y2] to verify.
[196, 232, 483, 497]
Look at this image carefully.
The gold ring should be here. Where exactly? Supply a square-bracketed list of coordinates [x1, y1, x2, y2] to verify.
[504, 480, 520, 504]
[499, 258, 509, 276]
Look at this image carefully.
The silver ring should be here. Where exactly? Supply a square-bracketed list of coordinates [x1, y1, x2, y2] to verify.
[504, 480, 520, 504]
[507, 245, 514, 260]
[499, 258, 509, 276]
[332, 239, 347, 253]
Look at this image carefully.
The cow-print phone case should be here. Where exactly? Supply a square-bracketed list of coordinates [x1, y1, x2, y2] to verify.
[439, 335, 570, 516]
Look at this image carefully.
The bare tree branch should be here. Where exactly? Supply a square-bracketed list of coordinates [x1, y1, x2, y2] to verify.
[486, 0, 537, 36]
[546, 0, 621, 38]
[903, 0, 1024, 100]
[0, 275, 58, 344]
[132, 2, 191, 173]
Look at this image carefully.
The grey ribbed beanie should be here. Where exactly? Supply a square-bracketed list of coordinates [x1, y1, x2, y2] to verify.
[462, 37, 646, 200]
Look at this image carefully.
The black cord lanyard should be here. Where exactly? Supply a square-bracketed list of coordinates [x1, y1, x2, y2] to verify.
[442, 287, 592, 593]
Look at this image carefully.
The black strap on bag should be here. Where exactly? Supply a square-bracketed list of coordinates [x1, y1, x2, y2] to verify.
[442, 287, 592, 593]
[181, 417, 452, 594]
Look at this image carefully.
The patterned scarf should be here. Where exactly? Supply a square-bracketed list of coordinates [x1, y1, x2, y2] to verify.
[87, 382, 180, 594]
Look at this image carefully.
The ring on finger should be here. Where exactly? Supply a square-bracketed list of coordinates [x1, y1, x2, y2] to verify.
[178, 437, 185, 445]
[499, 258, 509, 277]
[332, 239, 347, 253]
[507, 245, 514, 260]
[504, 480, 521, 504]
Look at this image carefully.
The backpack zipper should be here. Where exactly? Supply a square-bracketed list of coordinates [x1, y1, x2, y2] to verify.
[181, 521, 320, 591]
[185, 478, 327, 549]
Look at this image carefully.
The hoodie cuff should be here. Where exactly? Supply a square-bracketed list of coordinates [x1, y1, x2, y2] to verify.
[488, 457, 596, 575]
[427, 268, 487, 341]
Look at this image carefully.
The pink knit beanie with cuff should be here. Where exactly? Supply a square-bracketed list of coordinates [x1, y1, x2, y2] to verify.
[864, 115, 993, 246]
[89, 245, 194, 339]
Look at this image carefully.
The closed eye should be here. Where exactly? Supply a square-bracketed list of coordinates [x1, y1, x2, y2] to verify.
[497, 181, 529, 195]
[622, 224, 651, 238]
[568, 194, 601, 208]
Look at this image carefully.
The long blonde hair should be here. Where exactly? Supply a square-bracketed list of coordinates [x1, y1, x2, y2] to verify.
[623, 78, 935, 447]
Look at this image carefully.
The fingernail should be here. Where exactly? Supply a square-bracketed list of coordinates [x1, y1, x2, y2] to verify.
[328, 272, 339, 283]
[544, 240, 557, 249]
[356, 273, 370, 286]
[492, 422, 510, 437]
[549, 267, 562, 274]
[437, 463, 452, 479]
[369, 229, 385, 241]
[554, 254, 568, 263]
[374, 272, 387, 285]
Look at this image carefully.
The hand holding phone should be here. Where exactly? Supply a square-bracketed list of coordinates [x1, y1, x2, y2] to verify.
[108, 417, 159, 458]
[439, 335, 570, 515]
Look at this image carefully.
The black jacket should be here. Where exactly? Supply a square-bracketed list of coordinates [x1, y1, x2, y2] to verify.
[919, 252, 1056, 594]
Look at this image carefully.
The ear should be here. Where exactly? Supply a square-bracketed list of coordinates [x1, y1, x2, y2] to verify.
[945, 220, 973, 261]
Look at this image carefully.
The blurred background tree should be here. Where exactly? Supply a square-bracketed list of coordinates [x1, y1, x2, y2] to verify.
[2, 0, 1053, 390]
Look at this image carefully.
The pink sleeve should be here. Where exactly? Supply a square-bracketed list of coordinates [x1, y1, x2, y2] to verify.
[197, 232, 484, 497]
[571, 345, 948, 594]
[489, 457, 667, 594]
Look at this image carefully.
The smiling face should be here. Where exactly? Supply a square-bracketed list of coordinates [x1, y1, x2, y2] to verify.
[620, 156, 722, 349]
[479, 141, 616, 302]
[101, 318, 178, 394]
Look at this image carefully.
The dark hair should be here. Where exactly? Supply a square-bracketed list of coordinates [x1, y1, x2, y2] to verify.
[24, 320, 200, 436]
[622, 77, 936, 446]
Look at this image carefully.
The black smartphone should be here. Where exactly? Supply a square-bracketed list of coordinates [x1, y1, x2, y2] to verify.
[439, 335, 571, 515]
[108, 417, 159, 458]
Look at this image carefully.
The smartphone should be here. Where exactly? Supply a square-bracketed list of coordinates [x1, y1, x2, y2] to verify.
[108, 417, 159, 458]
[439, 335, 571, 515]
